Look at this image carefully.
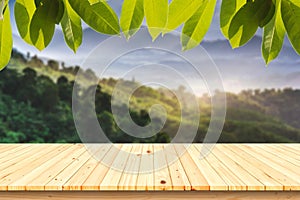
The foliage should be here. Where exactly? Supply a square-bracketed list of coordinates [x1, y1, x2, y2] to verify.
[0, 4, 12, 69]
[0, 52, 300, 143]
[262, 0, 285, 64]
[227, 0, 275, 48]
[281, 0, 300, 54]
[0, 0, 299, 70]
[181, 0, 217, 50]
[120, 0, 144, 39]
[144, 0, 168, 40]
[29, 0, 64, 50]
[68, 0, 119, 35]
[60, 0, 82, 52]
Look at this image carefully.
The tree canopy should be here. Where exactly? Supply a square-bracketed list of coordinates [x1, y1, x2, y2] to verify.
[0, 0, 299, 70]
[1, 51, 300, 143]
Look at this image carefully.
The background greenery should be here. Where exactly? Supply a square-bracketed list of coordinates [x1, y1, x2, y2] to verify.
[0, 49, 299, 143]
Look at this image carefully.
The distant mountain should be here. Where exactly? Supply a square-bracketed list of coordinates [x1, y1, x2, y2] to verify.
[202, 35, 300, 64]
[12, 28, 110, 66]
[13, 28, 298, 65]
[13, 28, 299, 63]
[12, 27, 300, 93]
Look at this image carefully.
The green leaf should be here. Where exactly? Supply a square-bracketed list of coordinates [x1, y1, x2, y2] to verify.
[181, 0, 217, 50]
[14, 0, 36, 44]
[220, 0, 245, 39]
[229, 0, 274, 48]
[120, 0, 144, 39]
[259, 1, 275, 28]
[0, 6, 12, 70]
[165, 0, 203, 32]
[0, 0, 5, 20]
[69, 0, 120, 35]
[88, 0, 99, 4]
[55, 0, 65, 24]
[144, 0, 168, 40]
[281, 0, 300, 55]
[262, 0, 285, 64]
[61, 0, 82, 52]
[34, 0, 43, 7]
[30, 0, 59, 50]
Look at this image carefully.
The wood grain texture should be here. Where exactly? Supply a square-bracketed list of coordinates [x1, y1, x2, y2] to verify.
[0, 191, 299, 200]
[0, 144, 299, 191]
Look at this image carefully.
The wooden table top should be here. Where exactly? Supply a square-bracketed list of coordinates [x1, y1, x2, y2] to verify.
[0, 144, 299, 191]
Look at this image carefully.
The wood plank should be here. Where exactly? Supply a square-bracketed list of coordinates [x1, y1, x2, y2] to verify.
[238, 144, 300, 191]
[280, 144, 300, 156]
[0, 144, 16, 151]
[261, 144, 300, 157]
[207, 145, 265, 191]
[164, 144, 191, 190]
[8, 144, 85, 191]
[194, 144, 247, 191]
[1, 191, 299, 200]
[275, 145, 300, 158]
[0, 144, 299, 192]
[249, 144, 300, 177]
[81, 144, 122, 191]
[187, 145, 228, 191]
[26, 145, 88, 191]
[255, 144, 300, 167]
[118, 144, 143, 190]
[153, 144, 172, 191]
[136, 144, 154, 191]
[219, 145, 283, 191]
[0, 144, 45, 170]
[0, 145, 34, 168]
[100, 144, 132, 190]
[174, 144, 209, 191]
[0, 144, 27, 158]
[0, 144, 69, 191]
[62, 144, 111, 191]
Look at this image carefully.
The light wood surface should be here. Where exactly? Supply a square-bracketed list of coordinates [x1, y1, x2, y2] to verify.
[0, 144, 299, 192]
[0, 191, 299, 200]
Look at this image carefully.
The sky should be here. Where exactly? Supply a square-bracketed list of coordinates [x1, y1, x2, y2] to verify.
[8, 0, 300, 94]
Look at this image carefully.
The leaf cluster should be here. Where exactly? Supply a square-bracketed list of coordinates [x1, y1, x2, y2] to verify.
[0, 0, 299, 70]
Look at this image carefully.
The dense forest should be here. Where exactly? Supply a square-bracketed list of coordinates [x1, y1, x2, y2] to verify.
[0, 49, 299, 143]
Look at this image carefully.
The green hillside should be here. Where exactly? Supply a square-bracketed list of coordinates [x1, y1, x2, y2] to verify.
[0, 49, 299, 143]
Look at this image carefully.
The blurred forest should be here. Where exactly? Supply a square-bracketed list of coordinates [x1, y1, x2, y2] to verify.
[0, 49, 299, 143]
